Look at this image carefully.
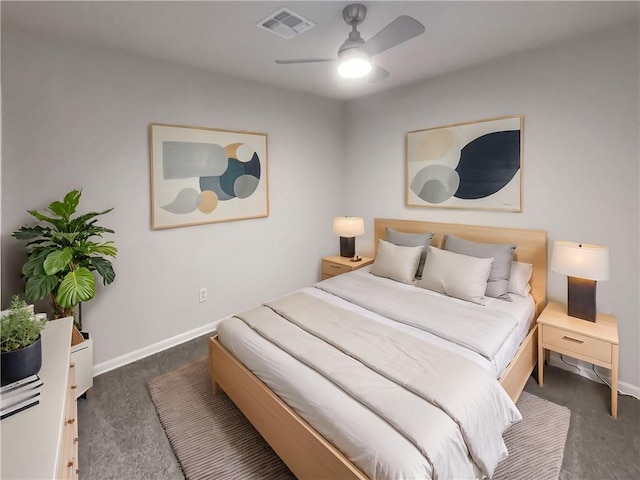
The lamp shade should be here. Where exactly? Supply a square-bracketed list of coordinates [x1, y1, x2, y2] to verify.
[550, 241, 609, 281]
[333, 217, 364, 237]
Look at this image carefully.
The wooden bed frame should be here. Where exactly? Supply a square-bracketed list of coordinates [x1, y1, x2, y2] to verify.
[209, 219, 547, 480]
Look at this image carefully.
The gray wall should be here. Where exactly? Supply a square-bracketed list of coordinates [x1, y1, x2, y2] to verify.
[344, 21, 640, 388]
[1, 28, 346, 366]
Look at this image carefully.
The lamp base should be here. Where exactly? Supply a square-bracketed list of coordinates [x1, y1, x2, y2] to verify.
[339, 237, 355, 258]
[567, 276, 597, 322]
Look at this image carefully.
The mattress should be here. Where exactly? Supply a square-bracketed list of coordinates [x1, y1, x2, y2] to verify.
[217, 268, 534, 479]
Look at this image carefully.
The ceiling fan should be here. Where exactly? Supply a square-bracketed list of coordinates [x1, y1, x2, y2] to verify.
[275, 3, 425, 81]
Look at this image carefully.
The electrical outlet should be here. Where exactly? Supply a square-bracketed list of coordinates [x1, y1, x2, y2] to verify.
[199, 288, 207, 303]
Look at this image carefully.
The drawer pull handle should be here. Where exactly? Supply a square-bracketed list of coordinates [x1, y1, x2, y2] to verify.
[74, 437, 79, 444]
[66, 418, 76, 425]
[330, 265, 340, 269]
[562, 336, 584, 344]
[71, 385, 78, 390]
[67, 461, 74, 468]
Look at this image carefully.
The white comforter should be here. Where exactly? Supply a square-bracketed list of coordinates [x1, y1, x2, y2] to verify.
[217, 269, 534, 479]
[234, 291, 521, 479]
[317, 273, 519, 359]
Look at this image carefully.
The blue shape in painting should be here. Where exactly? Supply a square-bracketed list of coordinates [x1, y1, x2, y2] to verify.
[199, 175, 235, 201]
[220, 159, 246, 197]
[198, 153, 262, 202]
[243, 152, 261, 179]
[454, 131, 520, 200]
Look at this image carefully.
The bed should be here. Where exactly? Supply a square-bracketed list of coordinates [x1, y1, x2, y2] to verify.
[209, 219, 547, 479]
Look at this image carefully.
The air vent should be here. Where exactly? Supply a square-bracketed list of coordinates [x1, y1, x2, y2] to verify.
[258, 7, 315, 40]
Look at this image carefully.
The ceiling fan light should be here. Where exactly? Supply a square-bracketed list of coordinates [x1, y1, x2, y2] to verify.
[337, 51, 372, 79]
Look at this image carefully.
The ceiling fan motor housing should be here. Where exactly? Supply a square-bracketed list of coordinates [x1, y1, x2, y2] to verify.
[342, 4, 367, 27]
[339, 4, 368, 55]
[339, 31, 366, 55]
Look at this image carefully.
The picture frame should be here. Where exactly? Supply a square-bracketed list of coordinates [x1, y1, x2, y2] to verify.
[149, 123, 269, 229]
[406, 115, 523, 212]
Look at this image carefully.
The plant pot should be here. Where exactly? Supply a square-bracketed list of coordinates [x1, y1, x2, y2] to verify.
[1, 336, 42, 386]
[71, 324, 85, 346]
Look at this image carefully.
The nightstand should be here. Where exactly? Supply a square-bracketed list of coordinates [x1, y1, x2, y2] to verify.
[537, 302, 619, 417]
[321, 255, 374, 280]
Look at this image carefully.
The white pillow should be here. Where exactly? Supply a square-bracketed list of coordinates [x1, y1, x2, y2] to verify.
[509, 261, 533, 297]
[371, 239, 423, 284]
[416, 246, 494, 305]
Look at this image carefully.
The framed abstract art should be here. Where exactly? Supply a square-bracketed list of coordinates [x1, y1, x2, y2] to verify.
[406, 115, 523, 212]
[150, 123, 269, 229]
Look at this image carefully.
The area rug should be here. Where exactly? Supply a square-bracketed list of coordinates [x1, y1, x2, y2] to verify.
[148, 360, 570, 480]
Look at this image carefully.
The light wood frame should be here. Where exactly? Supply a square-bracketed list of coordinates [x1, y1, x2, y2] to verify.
[209, 220, 547, 479]
[406, 115, 524, 212]
[149, 123, 269, 230]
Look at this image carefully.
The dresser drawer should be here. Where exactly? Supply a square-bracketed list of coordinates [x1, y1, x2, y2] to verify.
[322, 261, 351, 276]
[543, 325, 612, 364]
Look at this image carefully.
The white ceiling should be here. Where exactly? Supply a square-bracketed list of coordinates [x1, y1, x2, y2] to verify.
[2, 1, 638, 100]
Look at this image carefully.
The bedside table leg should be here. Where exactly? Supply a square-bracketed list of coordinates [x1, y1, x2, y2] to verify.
[537, 327, 544, 386]
[611, 344, 619, 418]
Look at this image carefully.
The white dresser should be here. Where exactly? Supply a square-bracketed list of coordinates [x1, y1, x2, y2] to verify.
[0, 317, 79, 479]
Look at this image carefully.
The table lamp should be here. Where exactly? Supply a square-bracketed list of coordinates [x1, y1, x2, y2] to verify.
[332, 216, 364, 258]
[550, 241, 609, 322]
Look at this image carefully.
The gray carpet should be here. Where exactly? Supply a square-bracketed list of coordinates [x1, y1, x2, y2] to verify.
[77, 334, 640, 480]
[149, 359, 570, 480]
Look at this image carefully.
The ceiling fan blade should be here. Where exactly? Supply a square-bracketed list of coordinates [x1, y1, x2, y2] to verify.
[364, 15, 425, 57]
[275, 59, 335, 65]
[369, 65, 390, 83]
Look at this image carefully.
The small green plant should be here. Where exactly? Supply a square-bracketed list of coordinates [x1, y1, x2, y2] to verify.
[1, 296, 46, 353]
[12, 189, 117, 326]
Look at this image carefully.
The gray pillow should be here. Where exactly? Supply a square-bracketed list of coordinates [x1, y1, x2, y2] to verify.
[385, 228, 435, 278]
[443, 234, 516, 301]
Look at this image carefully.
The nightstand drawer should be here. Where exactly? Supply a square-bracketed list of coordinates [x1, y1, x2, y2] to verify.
[322, 261, 351, 276]
[537, 302, 618, 418]
[543, 325, 612, 364]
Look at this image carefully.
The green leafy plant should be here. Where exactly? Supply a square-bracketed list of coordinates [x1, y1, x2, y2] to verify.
[12, 189, 117, 325]
[1, 296, 46, 352]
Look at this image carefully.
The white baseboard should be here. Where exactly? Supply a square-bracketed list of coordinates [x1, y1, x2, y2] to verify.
[548, 352, 640, 400]
[93, 320, 222, 377]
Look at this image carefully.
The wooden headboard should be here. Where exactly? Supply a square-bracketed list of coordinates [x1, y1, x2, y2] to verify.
[374, 218, 548, 316]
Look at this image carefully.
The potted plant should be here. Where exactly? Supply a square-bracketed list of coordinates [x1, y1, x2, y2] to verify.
[1, 296, 47, 386]
[12, 189, 117, 335]
[12, 190, 117, 397]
